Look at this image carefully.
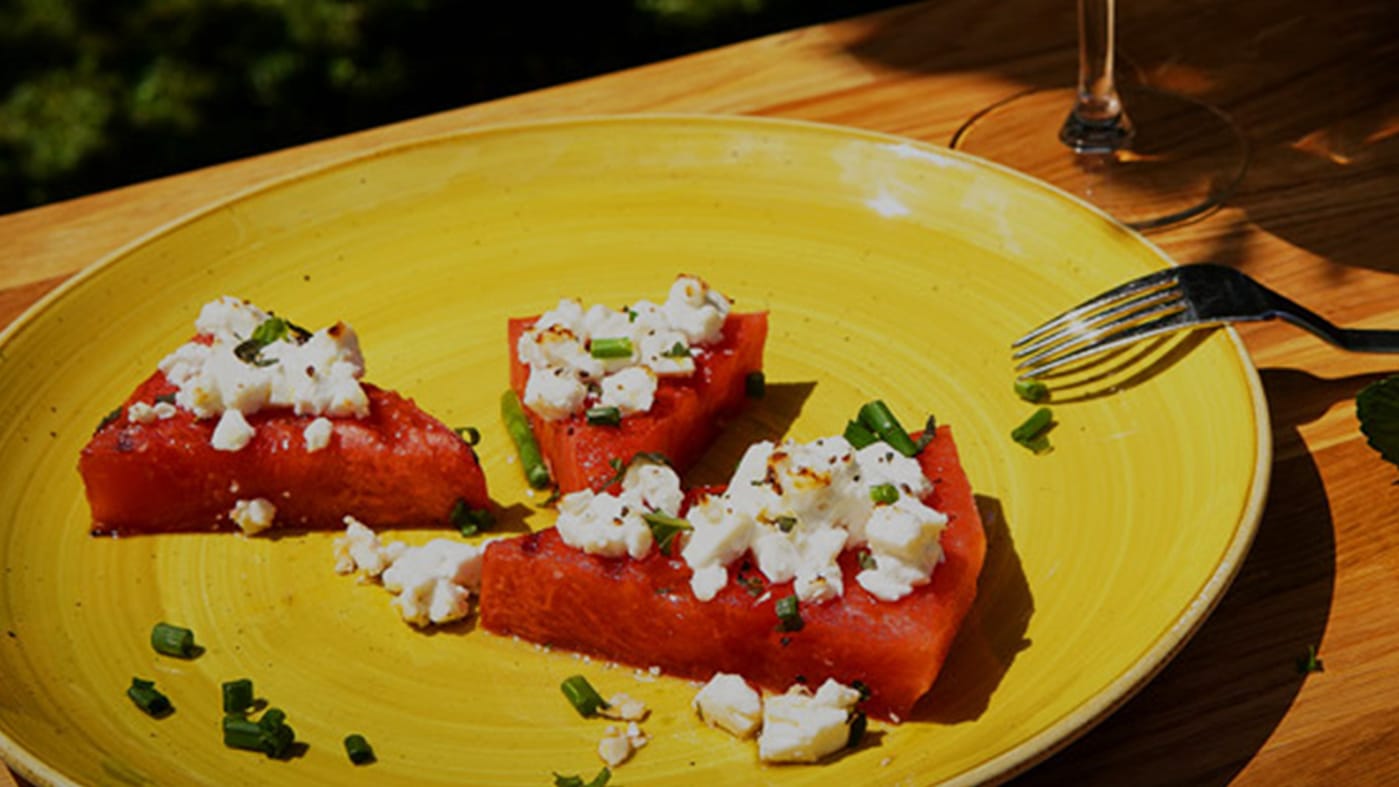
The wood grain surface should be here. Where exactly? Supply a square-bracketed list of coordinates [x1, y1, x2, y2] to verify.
[3, 0, 1398, 783]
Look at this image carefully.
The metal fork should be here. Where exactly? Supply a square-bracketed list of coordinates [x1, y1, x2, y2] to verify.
[1013, 263, 1399, 378]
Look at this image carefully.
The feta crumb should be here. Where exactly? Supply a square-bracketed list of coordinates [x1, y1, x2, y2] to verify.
[555, 459, 682, 559]
[693, 673, 763, 739]
[597, 723, 648, 768]
[211, 409, 255, 451]
[156, 296, 370, 450]
[380, 539, 486, 626]
[230, 498, 276, 535]
[303, 417, 333, 452]
[127, 401, 177, 423]
[516, 276, 731, 421]
[600, 693, 649, 722]
[333, 516, 405, 576]
[757, 679, 862, 763]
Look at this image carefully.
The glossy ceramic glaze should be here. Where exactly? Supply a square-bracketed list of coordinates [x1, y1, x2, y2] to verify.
[0, 116, 1268, 786]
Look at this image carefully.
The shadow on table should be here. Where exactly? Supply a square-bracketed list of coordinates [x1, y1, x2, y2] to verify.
[1008, 367, 1378, 785]
[913, 494, 1033, 724]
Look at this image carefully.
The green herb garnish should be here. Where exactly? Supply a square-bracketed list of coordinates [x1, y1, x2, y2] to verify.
[501, 389, 551, 489]
[857, 551, 877, 571]
[560, 675, 610, 718]
[344, 733, 375, 765]
[913, 414, 938, 452]
[1014, 378, 1050, 403]
[127, 677, 172, 717]
[642, 511, 692, 554]
[590, 337, 634, 359]
[554, 767, 611, 787]
[869, 484, 899, 504]
[846, 710, 868, 748]
[222, 678, 254, 714]
[586, 405, 622, 427]
[774, 515, 797, 533]
[1011, 407, 1055, 453]
[154, 392, 177, 406]
[745, 371, 766, 398]
[843, 419, 878, 449]
[1357, 374, 1399, 466]
[857, 400, 919, 457]
[661, 341, 690, 358]
[774, 594, 804, 632]
[223, 708, 296, 758]
[449, 499, 493, 537]
[599, 451, 672, 490]
[96, 407, 122, 434]
[150, 622, 198, 659]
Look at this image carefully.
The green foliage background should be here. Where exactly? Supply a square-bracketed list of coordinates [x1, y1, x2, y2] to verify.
[0, 0, 901, 212]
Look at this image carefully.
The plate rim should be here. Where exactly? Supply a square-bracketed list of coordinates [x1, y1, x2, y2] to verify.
[0, 113, 1273, 786]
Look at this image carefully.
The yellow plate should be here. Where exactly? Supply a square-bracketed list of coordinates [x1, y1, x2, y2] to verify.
[0, 116, 1268, 786]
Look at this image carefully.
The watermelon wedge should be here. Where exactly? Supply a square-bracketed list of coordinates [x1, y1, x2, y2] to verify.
[78, 298, 489, 535]
[479, 426, 985, 721]
[507, 311, 767, 493]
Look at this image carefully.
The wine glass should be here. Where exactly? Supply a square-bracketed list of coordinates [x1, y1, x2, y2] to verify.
[950, 0, 1247, 231]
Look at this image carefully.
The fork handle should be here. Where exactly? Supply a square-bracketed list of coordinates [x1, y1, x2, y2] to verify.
[1266, 290, 1399, 352]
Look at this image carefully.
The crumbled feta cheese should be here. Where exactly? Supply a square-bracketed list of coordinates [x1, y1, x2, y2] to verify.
[598, 366, 657, 416]
[380, 539, 487, 626]
[156, 296, 370, 450]
[679, 435, 947, 604]
[597, 722, 648, 768]
[127, 401, 177, 424]
[211, 409, 256, 451]
[230, 498, 276, 535]
[333, 516, 406, 576]
[516, 276, 731, 420]
[333, 519, 486, 626]
[555, 459, 683, 559]
[693, 673, 763, 739]
[303, 417, 333, 453]
[757, 679, 862, 763]
[600, 693, 649, 722]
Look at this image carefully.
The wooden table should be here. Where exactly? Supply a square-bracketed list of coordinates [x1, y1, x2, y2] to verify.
[4, 0, 1397, 783]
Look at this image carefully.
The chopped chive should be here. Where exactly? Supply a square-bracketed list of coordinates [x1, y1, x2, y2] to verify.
[501, 390, 552, 489]
[661, 341, 690, 358]
[600, 452, 672, 490]
[96, 407, 122, 434]
[454, 426, 481, 445]
[738, 575, 765, 597]
[913, 414, 939, 452]
[774, 515, 797, 533]
[554, 767, 611, 787]
[774, 594, 804, 632]
[154, 392, 177, 406]
[857, 551, 877, 571]
[222, 678, 254, 714]
[850, 679, 872, 701]
[344, 733, 376, 765]
[1014, 378, 1050, 403]
[450, 499, 493, 536]
[560, 675, 610, 718]
[127, 677, 172, 717]
[846, 710, 868, 748]
[590, 337, 633, 359]
[642, 511, 693, 554]
[1011, 407, 1055, 453]
[224, 708, 296, 758]
[150, 622, 197, 659]
[586, 406, 622, 426]
[857, 400, 919, 457]
[843, 419, 878, 449]
[223, 716, 265, 750]
[250, 316, 291, 346]
[869, 483, 899, 504]
[745, 371, 766, 398]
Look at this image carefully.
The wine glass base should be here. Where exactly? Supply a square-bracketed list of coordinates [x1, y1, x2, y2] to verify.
[951, 86, 1248, 230]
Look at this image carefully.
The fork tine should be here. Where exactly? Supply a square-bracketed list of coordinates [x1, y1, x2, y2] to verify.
[1014, 300, 1191, 376]
[1012, 267, 1182, 349]
[1011, 285, 1185, 361]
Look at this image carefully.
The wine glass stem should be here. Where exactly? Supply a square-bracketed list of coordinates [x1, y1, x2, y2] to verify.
[1060, 0, 1133, 153]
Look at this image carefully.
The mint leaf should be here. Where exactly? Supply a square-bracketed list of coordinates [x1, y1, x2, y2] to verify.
[1357, 375, 1399, 466]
